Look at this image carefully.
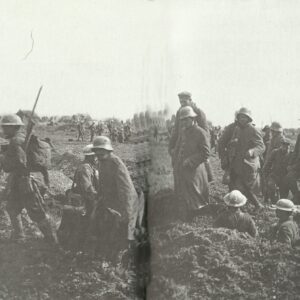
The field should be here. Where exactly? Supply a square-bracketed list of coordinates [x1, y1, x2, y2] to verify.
[0, 124, 300, 299]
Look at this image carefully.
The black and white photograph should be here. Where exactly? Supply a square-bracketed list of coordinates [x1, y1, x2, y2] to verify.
[0, 0, 300, 299]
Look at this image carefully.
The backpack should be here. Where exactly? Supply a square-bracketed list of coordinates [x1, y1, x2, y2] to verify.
[26, 135, 52, 171]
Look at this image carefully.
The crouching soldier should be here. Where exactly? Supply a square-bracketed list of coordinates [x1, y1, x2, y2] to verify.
[91, 136, 140, 261]
[214, 190, 257, 237]
[58, 144, 98, 249]
[270, 199, 299, 247]
[0, 114, 58, 245]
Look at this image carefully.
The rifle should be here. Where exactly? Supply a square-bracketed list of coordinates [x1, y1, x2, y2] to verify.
[24, 86, 43, 153]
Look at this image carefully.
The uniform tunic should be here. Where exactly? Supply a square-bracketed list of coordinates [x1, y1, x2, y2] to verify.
[271, 217, 299, 246]
[173, 124, 210, 214]
[214, 210, 257, 237]
[2, 131, 47, 223]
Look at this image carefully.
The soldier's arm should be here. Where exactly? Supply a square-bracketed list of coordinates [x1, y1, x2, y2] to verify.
[263, 149, 276, 175]
[168, 111, 180, 154]
[277, 225, 293, 246]
[249, 128, 265, 158]
[2, 143, 27, 173]
[184, 129, 210, 168]
[247, 216, 258, 238]
[191, 103, 209, 133]
[78, 167, 97, 194]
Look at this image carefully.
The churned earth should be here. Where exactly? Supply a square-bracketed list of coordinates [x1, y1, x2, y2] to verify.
[0, 124, 299, 299]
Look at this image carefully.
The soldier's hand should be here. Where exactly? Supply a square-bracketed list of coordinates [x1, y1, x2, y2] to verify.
[183, 158, 193, 168]
[245, 149, 254, 158]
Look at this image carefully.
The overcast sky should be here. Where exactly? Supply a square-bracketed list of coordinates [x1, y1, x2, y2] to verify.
[0, 0, 300, 127]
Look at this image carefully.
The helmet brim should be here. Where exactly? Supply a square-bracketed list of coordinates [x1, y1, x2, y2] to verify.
[224, 197, 247, 207]
[92, 145, 113, 151]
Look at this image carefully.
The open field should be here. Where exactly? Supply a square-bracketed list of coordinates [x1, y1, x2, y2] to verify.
[0, 125, 300, 299]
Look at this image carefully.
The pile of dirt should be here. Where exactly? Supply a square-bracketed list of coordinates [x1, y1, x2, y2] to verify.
[51, 151, 82, 178]
[147, 218, 300, 299]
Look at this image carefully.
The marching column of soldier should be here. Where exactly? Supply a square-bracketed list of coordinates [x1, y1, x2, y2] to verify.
[0, 89, 299, 267]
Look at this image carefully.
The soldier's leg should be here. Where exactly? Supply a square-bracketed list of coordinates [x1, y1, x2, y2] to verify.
[6, 193, 25, 240]
[23, 179, 58, 245]
[267, 177, 277, 204]
[284, 171, 300, 203]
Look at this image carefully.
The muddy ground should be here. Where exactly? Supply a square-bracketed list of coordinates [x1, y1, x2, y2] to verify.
[0, 124, 300, 299]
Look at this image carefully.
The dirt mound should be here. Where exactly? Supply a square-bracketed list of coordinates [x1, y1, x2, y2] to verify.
[52, 151, 81, 178]
[148, 219, 300, 299]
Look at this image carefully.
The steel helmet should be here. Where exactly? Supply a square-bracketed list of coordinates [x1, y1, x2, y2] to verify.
[224, 190, 247, 207]
[179, 106, 197, 120]
[92, 136, 113, 151]
[83, 144, 95, 156]
[236, 107, 253, 122]
[0, 114, 24, 126]
[274, 199, 295, 212]
[178, 91, 192, 99]
[270, 121, 283, 133]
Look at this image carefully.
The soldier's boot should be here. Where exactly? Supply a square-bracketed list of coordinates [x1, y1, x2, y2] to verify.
[10, 214, 25, 242]
[38, 216, 59, 246]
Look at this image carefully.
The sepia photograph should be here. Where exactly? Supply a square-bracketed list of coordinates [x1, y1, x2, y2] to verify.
[0, 0, 300, 299]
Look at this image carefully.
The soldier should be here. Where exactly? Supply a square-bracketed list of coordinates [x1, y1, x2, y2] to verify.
[169, 91, 213, 182]
[172, 107, 210, 220]
[58, 144, 98, 249]
[227, 107, 265, 211]
[284, 130, 300, 204]
[124, 123, 131, 142]
[262, 125, 271, 150]
[270, 199, 299, 247]
[91, 136, 139, 260]
[89, 121, 96, 142]
[263, 138, 292, 203]
[0, 114, 58, 244]
[264, 121, 284, 163]
[218, 111, 239, 189]
[214, 190, 257, 237]
[77, 121, 84, 141]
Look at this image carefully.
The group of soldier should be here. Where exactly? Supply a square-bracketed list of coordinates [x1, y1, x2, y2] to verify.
[0, 115, 143, 263]
[0, 91, 299, 263]
[168, 91, 299, 247]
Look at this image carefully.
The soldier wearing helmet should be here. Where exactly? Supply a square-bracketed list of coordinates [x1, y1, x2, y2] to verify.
[172, 106, 210, 220]
[0, 114, 59, 245]
[270, 199, 299, 246]
[214, 190, 257, 237]
[221, 107, 265, 211]
[91, 136, 140, 260]
[58, 144, 98, 250]
[169, 91, 209, 154]
[283, 123, 300, 204]
[263, 137, 293, 203]
[264, 121, 284, 163]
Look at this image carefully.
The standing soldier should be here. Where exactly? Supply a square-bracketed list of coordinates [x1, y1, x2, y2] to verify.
[89, 121, 96, 142]
[226, 108, 265, 211]
[172, 107, 210, 220]
[263, 138, 292, 203]
[169, 91, 213, 182]
[0, 114, 58, 244]
[91, 136, 139, 260]
[284, 128, 300, 204]
[77, 121, 85, 142]
[264, 122, 284, 163]
[218, 111, 239, 189]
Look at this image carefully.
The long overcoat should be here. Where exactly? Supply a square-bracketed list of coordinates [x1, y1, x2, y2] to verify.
[173, 124, 210, 213]
[231, 123, 265, 188]
[98, 153, 139, 240]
